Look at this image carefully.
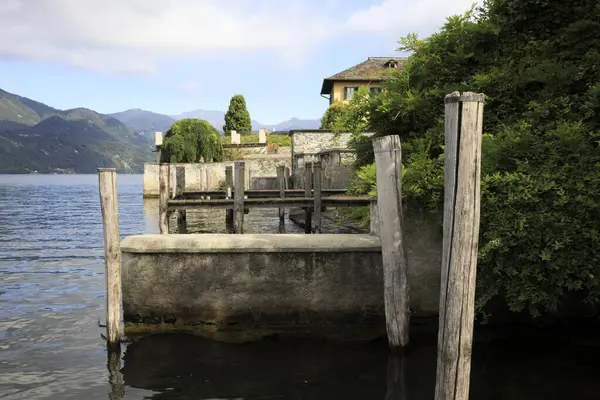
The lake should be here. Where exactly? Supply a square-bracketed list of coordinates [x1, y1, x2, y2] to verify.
[1, 174, 599, 399]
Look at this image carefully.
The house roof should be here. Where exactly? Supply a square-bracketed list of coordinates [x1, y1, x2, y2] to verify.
[320, 57, 408, 95]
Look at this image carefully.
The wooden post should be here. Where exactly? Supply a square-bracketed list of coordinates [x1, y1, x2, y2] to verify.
[434, 92, 484, 400]
[370, 198, 380, 236]
[233, 161, 245, 234]
[225, 165, 234, 225]
[372, 135, 410, 352]
[98, 168, 122, 348]
[284, 167, 290, 190]
[175, 166, 187, 233]
[303, 162, 313, 234]
[158, 164, 169, 234]
[277, 165, 286, 221]
[313, 161, 322, 233]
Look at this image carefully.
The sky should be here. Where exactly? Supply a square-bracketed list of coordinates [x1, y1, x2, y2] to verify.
[0, 0, 477, 124]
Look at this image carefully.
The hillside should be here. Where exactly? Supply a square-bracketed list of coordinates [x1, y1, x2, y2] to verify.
[0, 89, 154, 173]
[109, 109, 176, 134]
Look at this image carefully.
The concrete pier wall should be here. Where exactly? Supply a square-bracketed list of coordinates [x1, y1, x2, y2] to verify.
[120, 219, 442, 342]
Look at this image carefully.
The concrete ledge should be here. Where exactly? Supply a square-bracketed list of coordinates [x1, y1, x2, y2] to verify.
[121, 233, 382, 254]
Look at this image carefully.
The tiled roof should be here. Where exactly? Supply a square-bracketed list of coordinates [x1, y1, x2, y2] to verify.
[320, 57, 408, 94]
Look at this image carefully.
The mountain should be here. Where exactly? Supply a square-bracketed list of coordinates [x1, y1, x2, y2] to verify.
[109, 109, 176, 134]
[0, 89, 154, 173]
[169, 109, 320, 132]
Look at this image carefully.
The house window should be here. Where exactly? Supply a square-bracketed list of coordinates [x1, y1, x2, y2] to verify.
[344, 87, 359, 100]
[370, 87, 382, 95]
[386, 61, 398, 69]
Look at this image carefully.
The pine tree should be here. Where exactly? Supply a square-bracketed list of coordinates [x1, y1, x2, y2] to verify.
[223, 94, 252, 135]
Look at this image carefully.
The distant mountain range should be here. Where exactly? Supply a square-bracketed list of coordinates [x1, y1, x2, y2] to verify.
[0, 87, 321, 173]
[108, 108, 321, 134]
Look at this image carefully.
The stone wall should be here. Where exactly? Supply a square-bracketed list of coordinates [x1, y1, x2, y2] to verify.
[143, 155, 291, 197]
[289, 130, 373, 160]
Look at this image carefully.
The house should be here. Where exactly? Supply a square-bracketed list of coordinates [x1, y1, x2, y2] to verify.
[320, 57, 407, 104]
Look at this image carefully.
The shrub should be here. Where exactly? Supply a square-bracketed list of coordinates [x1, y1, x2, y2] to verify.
[160, 119, 223, 163]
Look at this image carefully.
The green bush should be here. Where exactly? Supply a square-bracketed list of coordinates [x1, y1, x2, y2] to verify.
[160, 119, 223, 163]
[320, 102, 347, 130]
[338, 0, 600, 319]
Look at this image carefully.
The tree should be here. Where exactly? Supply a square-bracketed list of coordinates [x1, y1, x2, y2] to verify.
[160, 118, 223, 163]
[223, 94, 252, 135]
[339, 0, 600, 320]
[320, 102, 347, 130]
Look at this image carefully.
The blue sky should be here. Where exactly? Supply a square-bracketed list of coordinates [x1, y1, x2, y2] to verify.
[0, 0, 476, 124]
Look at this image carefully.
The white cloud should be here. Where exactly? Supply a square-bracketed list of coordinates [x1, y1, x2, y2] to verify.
[346, 0, 479, 36]
[0, 0, 480, 73]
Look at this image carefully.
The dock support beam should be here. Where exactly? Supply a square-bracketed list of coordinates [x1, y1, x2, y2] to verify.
[304, 162, 313, 234]
[158, 164, 169, 234]
[434, 92, 484, 400]
[98, 168, 122, 348]
[373, 135, 409, 353]
[175, 166, 187, 233]
[225, 165, 234, 227]
[277, 165, 286, 221]
[313, 161, 322, 233]
[233, 161, 245, 234]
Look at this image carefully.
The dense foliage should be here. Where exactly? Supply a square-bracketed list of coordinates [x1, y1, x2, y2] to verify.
[160, 119, 223, 163]
[335, 0, 600, 319]
[223, 94, 252, 135]
[320, 102, 347, 130]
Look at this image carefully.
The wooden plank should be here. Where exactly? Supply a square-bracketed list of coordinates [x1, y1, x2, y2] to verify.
[175, 166, 187, 233]
[233, 161, 245, 233]
[97, 168, 122, 348]
[277, 165, 285, 221]
[370, 198, 380, 236]
[225, 165, 233, 225]
[177, 188, 347, 199]
[373, 135, 410, 353]
[313, 161, 322, 233]
[168, 196, 371, 210]
[304, 162, 313, 234]
[435, 92, 484, 400]
[158, 164, 169, 234]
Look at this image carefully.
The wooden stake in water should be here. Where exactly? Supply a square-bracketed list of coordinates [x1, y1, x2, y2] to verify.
[372, 135, 410, 352]
[175, 166, 186, 233]
[304, 162, 313, 234]
[233, 161, 245, 234]
[225, 165, 234, 225]
[98, 168, 122, 348]
[277, 165, 286, 221]
[158, 164, 169, 234]
[313, 161, 323, 233]
[434, 92, 484, 400]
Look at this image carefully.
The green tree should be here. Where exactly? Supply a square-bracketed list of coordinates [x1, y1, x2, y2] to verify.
[320, 102, 347, 130]
[339, 0, 600, 320]
[223, 94, 252, 135]
[160, 118, 223, 163]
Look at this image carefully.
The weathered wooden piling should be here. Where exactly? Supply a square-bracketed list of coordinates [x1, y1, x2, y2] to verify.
[225, 165, 234, 225]
[434, 92, 484, 400]
[370, 198, 380, 236]
[372, 135, 410, 352]
[304, 162, 313, 234]
[233, 161, 245, 233]
[98, 168, 122, 348]
[313, 161, 323, 233]
[158, 164, 169, 234]
[277, 165, 286, 221]
[175, 166, 187, 233]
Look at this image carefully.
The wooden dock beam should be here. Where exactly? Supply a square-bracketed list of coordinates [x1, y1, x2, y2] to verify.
[97, 168, 122, 348]
[175, 166, 187, 233]
[277, 165, 286, 221]
[158, 164, 169, 234]
[434, 92, 484, 400]
[304, 162, 313, 234]
[313, 161, 322, 233]
[233, 161, 245, 233]
[373, 135, 409, 353]
[225, 165, 234, 226]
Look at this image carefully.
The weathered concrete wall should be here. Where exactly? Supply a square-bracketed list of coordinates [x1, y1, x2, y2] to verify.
[120, 215, 443, 341]
[143, 155, 291, 197]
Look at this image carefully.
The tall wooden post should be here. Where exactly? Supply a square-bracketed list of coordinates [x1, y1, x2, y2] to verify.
[225, 165, 234, 225]
[284, 167, 290, 191]
[233, 161, 245, 234]
[373, 135, 410, 352]
[98, 168, 122, 348]
[303, 162, 313, 234]
[434, 92, 484, 400]
[158, 164, 169, 234]
[370, 198, 380, 236]
[175, 166, 187, 233]
[277, 165, 286, 221]
[313, 161, 323, 233]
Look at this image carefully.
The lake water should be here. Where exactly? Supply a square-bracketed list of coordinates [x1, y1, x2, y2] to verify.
[1, 174, 599, 399]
